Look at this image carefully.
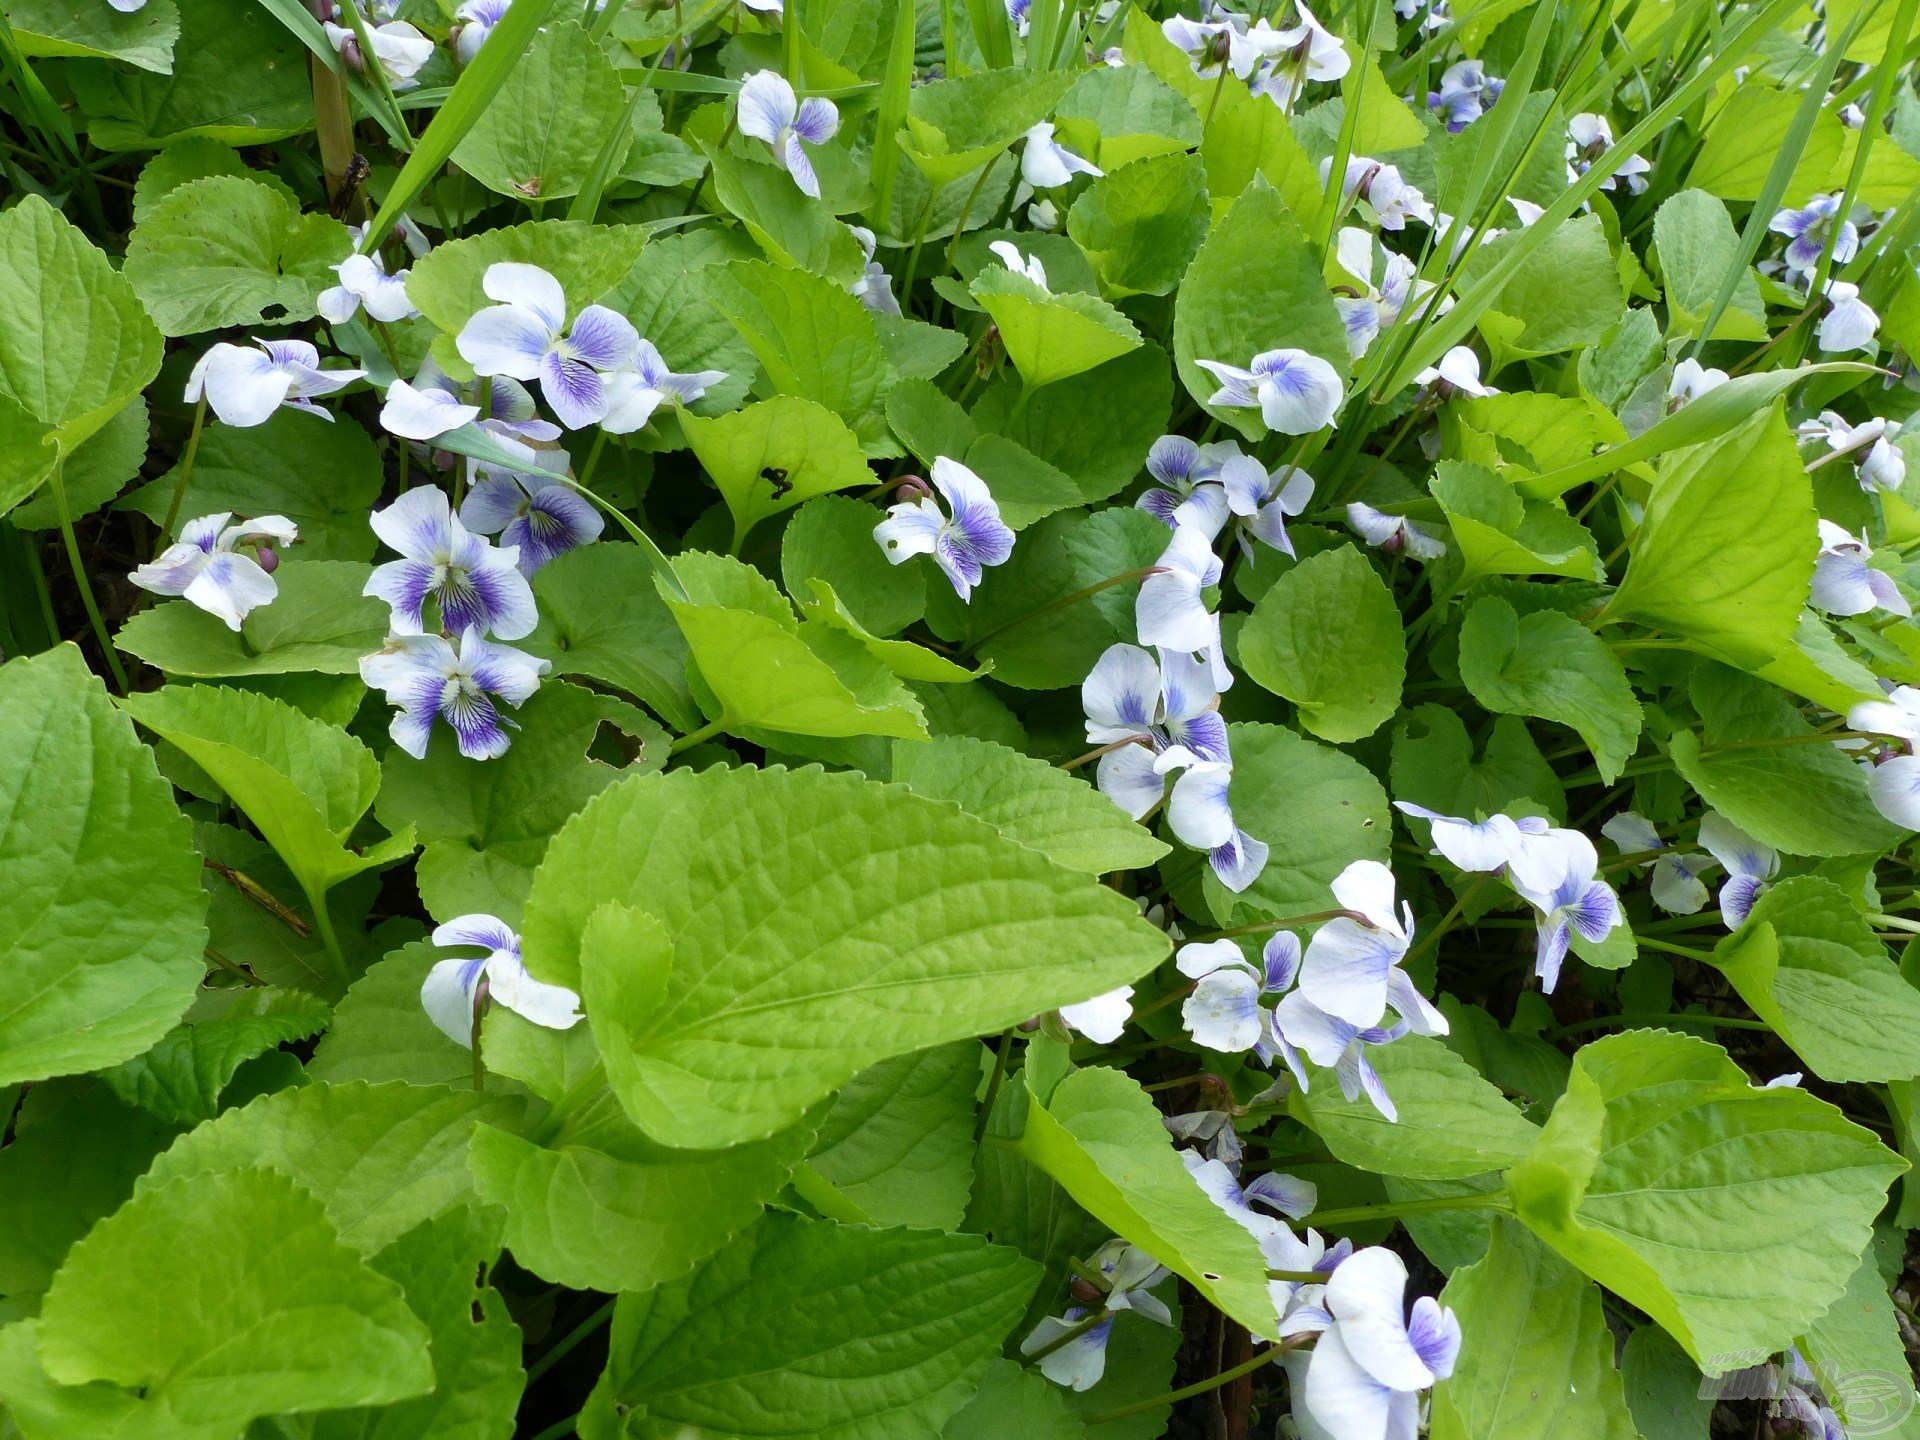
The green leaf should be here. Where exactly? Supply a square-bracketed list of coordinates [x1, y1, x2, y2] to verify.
[124, 407, 384, 560]
[1797, 1251, 1920, 1438]
[579, 1213, 1039, 1440]
[1066, 151, 1210, 298]
[9, 394, 145, 530]
[683, 395, 876, 549]
[703, 143, 866, 284]
[1505, 1028, 1905, 1370]
[405, 219, 650, 341]
[901, 68, 1079, 185]
[885, 380, 1111, 530]
[98, 986, 329, 1127]
[1239, 545, 1406, 743]
[1620, 1326, 1715, 1440]
[1296, 1035, 1539, 1180]
[308, 940, 476, 1090]
[301, 1207, 526, 1440]
[522, 542, 700, 734]
[890, 734, 1170, 875]
[0, 647, 205, 1086]
[662, 552, 927, 740]
[942, 1360, 1086, 1440]
[1710, 877, 1920, 1083]
[142, 1080, 517, 1255]
[1429, 461, 1603, 581]
[115, 559, 390, 678]
[453, 21, 628, 202]
[0, 195, 162, 457]
[1392, 703, 1564, 823]
[467, 1069, 815, 1291]
[1688, 84, 1847, 202]
[970, 266, 1144, 390]
[523, 765, 1170, 1146]
[1602, 407, 1815, 668]
[1431, 1218, 1641, 1440]
[1203, 721, 1394, 924]
[807, 1043, 982, 1230]
[1653, 188, 1770, 342]
[1172, 178, 1346, 441]
[801, 580, 984, 683]
[707, 259, 893, 444]
[1053, 61, 1201, 164]
[971, 345, 1174, 509]
[1458, 597, 1642, 784]
[1016, 1066, 1276, 1337]
[121, 684, 413, 907]
[122, 174, 348, 336]
[36, 1168, 432, 1427]
[783, 494, 926, 636]
[7, 0, 178, 74]
[1467, 213, 1625, 359]
[1669, 669, 1904, 858]
[131, 139, 295, 224]
[0, 1081, 179, 1307]
[69, 0, 310, 151]
[378, 680, 664, 923]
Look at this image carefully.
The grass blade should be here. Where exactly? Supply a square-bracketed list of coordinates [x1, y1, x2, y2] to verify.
[359, 0, 560, 252]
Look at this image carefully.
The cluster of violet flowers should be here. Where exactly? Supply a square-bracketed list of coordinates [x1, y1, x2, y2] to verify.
[1161, 0, 1351, 113]
[1023, 1166, 1460, 1440]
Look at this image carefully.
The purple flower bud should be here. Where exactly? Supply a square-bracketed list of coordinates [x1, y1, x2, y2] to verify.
[255, 545, 280, 575]
[894, 474, 933, 503]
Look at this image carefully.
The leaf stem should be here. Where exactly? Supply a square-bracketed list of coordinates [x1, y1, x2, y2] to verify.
[1082, 1337, 1308, 1425]
[973, 1027, 1018, 1144]
[967, 567, 1165, 652]
[48, 460, 128, 693]
[1192, 909, 1366, 941]
[668, 718, 727, 755]
[305, 885, 351, 992]
[158, 398, 208, 546]
[525, 1414, 580, 1440]
[1022, 1309, 1109, 1363]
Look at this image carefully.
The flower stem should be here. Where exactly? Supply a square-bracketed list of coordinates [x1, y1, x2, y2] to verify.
[1264, 1269, 1326, 1283]
[578, 429, 609, 490]
[157, 400, 207, 547]
[973, 1027, 1018, 1145]
[1083, 1337, 1308, 1426]
[1023, 1309, 1109, 1364]
[48, 460, 129, 693]
[305, 885, 351, 993]
[1871, 912, 1920, 935]
[526, 1300, 616, 1386]
[1191, 909, 1365, 940]
[1300, 1190, 1511, 1229]
[525, 1414, 579, 1440]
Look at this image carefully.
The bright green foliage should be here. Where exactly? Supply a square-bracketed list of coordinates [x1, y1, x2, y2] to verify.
[1712, 878, 1920, 1082]
[0, 648, 205, 1085]
[121, 684, 416, 915]
[125, 408, 385, 559]
[527, 766, 1169, 1145]
[1172, 179, 1345, 439]
[1458, 597, 1642, 783]
[523, 543, 700, 733]
[1603, 407, 1816, 667]
[805, 1043, 982, 1229]
[453, 22, 628, 202]
[467, 1087, 816, 1292]
[116, 560, 389, 677]
[1016, 1067, 1276, 1337]
[405, 220, 650, 339]
[902, 69, 1079, 184]
[99, 986, 329, 1125]
[1432, 1219, 1641, 1440]
[0, 196, 161, 474]
[1239, 545, 1406, 742]
[8, 0, 179, 74]
[890, 734, 1171, 873]
[123, 174, 348, 334]
[683, 395, 876, 548]
[1506, 1030, 1905, 1368]
[579, 1214, 1038, 1440]
[971, 265, 1144, 389]
[1430, 462, 1603, 580]
[140, 1080, 518, 1253]
[1297, 1035, 1539, 1179]
[35, 1168, 433, 1428]
[1653, 189, 1770, 341]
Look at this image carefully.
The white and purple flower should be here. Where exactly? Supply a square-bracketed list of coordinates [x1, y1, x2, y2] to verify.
[1083, 642, 1231, 811]
[1428, 59, 1502, 131]
[421, 913, 582, 1046]
[1020, 121, 1102, 189]
[1770, 192, 1859, 277]
[456, 262, 639, 431]
[1413, 345, 1497, 397]
[360, 627, 550, 761]
[1020, 1240, 1174, 1391]
[365, 485, 539, 639]
[1298, 860, 1444, 1033]
[1197, 348, 1345, 434]
[1176, 933, 1302, 1053]
[1566, 112, 1649, 194]
[453, 0, 512, 64]
[1815, 278, 1880, 355]
[1851, 686, 1920, 830]
[1323, 157, 1433, 231]
[1346, 502, 1445, 560]
[1505, 826, 1622, 991]
[1697, 812, 1777, 929]
[736, 70, 840, 200]
[185, 338, 365, 429]
[873, 457, 1015, 601]
[317, 250, 416, 326]
[1801, 410, 1906, 494]
[128, 512, 299, 631]
[1811, 520, 1910, 617]
[600, 340, 728, 435]
[460, 472, 605, 576]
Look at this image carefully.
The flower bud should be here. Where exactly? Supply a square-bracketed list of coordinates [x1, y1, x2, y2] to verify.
[255, 545, 280, 575]
[895, 474, 933, 503]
